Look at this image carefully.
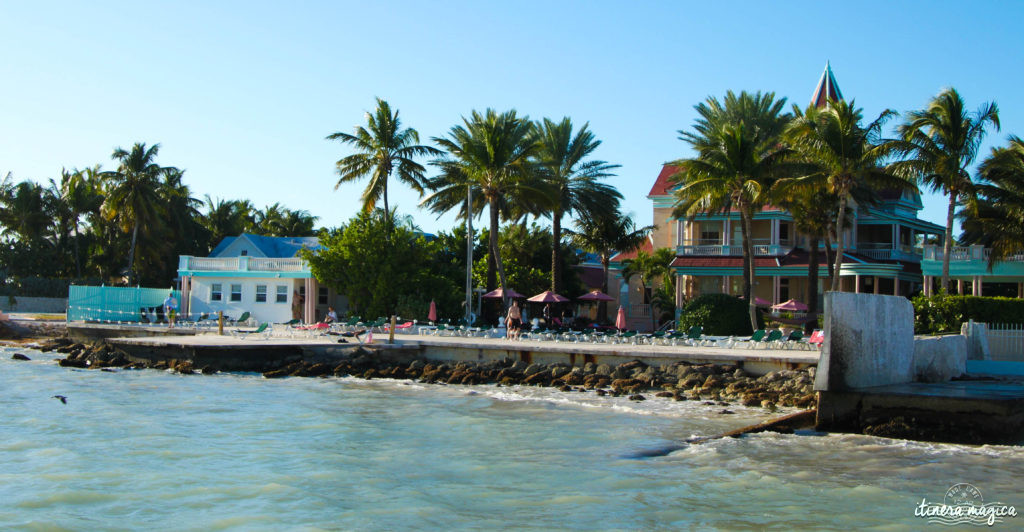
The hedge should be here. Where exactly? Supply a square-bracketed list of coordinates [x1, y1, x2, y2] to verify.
[678, 293, 763, 336]
[913, 293, 1024, 334]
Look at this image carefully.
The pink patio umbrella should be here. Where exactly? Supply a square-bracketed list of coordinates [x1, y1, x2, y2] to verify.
[482, 287, 525, 299]
[577, 290, 615, 302]
[739, 295, 773, 307]
[527, 290, 570, 303]
[615, 305, 627, 330]
[428, 300, 437, 322]
[771, 299, 809, 312]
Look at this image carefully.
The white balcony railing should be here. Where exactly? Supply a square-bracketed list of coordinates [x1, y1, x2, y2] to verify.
[678, 239, 793, 257]
[856, 243, 923, 262]
[181, 256, 310, 273]
[922, 245, 1024, 263]
[629, 303, 651, 318]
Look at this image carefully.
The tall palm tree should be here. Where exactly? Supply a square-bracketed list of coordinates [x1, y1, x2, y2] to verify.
[783, 100, 915, 292]
[892, 88, 1000, 292]
[255, 203, 287, 235]
[534, 117, 622, 292]
[61, 166, 104, 277]
[278, 209, 319, 236]
[621, 247, 676, 330]
[202, 197, 253, 248]
[963, 136, 1024, 264]
[326, 98, 442, 234]
[566, 209, 652, 321]
[672, 90, 790, 331]
[101, 142, 176, 285]
[422, 109, 545, 302]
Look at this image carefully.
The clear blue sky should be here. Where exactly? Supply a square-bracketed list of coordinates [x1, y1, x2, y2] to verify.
[2, 1, 1021, 235]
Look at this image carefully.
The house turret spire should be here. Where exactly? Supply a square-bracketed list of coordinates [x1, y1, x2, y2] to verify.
[811, 61, 844, 108]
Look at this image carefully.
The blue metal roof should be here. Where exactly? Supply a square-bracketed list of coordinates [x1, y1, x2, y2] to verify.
[209, 233, 321, 258]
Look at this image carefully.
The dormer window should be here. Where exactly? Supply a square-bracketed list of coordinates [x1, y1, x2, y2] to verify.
[241, 250, 248, 256]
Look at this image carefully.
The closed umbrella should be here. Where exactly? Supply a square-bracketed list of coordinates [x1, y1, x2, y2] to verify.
[615, 305, 627, 330]
[527, 290, 570, 303]
[428, 300, 437, 322]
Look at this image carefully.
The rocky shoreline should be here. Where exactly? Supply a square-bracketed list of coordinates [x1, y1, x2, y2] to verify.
[20, 337, 818, 411]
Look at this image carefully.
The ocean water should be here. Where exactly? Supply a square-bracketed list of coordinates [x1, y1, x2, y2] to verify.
[2, 346, 1022, 531]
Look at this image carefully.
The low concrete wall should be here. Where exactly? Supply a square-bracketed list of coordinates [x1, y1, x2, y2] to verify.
[0, 296, 68, 313]
[814, 292, 915, 391]
[913, 335, 967, 383]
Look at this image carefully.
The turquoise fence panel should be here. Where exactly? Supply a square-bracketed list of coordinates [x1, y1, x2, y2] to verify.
[67, 285, 180, 323]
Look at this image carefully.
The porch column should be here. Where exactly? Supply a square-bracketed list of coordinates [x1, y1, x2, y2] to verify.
[923, 276, 931, 297]
[771, 219, 779, 245]
[974, 276, 983, 296]
[721, 275, 729, 294]
[675, 274, 684, 308]
[873, 276, 880, 295]
[854, 274, 861, 293]
[892, 224, 899, 251]
[893, 277, 900, 296]
[181, 276, 191, 318]
[958, 279, 965, 295]
[1018, 283, 1023, 299]
[304, 277, 317, 324]
[723, 218, 731, 246]
[773, 276, 780, 304]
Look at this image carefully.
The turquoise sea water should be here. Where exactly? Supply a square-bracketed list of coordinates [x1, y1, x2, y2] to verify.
[2, 346, 1023, 531]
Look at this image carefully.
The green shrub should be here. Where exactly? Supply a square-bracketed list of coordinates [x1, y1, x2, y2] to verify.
[678, 294, 762, 336]
[913, 293, 1024, 334]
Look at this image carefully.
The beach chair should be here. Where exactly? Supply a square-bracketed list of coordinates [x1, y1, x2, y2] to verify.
[232, 322, 270, 340]
[681, 326, 704, 346]
[781, 330, 807, 349]
[754, 329, 783, 349]
[808, 329, 825, 349]
[737, 329, 766, 349]
[229, 311, 251, 326]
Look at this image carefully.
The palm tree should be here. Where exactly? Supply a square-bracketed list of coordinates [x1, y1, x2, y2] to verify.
[621, 247, 676, 330]
[783, 100, 915, 292]
[326, 98, 442, 234]
[278, 209, 319, 236]
[963, 136, 1024, 264]
[255, 203, 286, 235]
[61, 166, 104, 277]
[892, 88, 1000, 292]
[423, 109, 545, 303]
[101, 142, 176, 285]
[202, 197, 253, 248]
[566, 209, 652, 321]
[671, 90, 790, 331]
[534, 117, 622, 292]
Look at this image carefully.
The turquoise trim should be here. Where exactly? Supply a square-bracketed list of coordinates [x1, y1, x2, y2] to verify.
[922, 258, 1024, 280]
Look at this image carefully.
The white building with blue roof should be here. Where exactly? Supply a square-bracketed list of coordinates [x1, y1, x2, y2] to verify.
[178, 233, 346, 324]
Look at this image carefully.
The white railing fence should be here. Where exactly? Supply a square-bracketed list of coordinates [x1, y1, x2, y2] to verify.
[629, 303, 651, 318]
[983, 322, 1024, 362]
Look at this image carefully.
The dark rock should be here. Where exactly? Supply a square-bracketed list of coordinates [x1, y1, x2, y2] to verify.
[595, 363, 612, 376]
[174, 362, 194, 375]
[719, 409, 735, 415]
[620, 360, 647, 371]
[152, 361, 169, 370]
[11, 353, 30, 361]
[595, 389, 608, 396]
[702, 401, 716, 406]
[655, 391, 674, 398]
[58, 358, 88, 368]
[363, 369, 376, 380]
[263, 368, 290, 378]
[559, 385, 572, 392]
[628, 394, 646, 401]
[523, 363, 546, 377]
[201, 366, 217, 375]
[101, 368, 116, 373]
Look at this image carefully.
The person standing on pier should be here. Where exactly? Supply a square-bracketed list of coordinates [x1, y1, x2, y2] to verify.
[506, 301, 522, 340]
[164, 292, 178, 328]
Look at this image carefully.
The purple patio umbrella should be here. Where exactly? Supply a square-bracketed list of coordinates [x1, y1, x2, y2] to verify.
[772, 299, 809, 312]
[527, 290, 570, 303]
[482, 288, 525, 299]
[577, 290, 615, 302]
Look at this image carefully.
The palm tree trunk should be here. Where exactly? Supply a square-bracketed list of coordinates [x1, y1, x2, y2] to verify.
[824, 231, 835, 284]
[599, 256, 610, 323]
[127, 221, 138, 285]
[551, 209, 562, 292]
[73, 218, 81, 278]
[806, 235, 820, 332]
[382, 178, 390, 236]
[831, 196, 849, 292]
[739, 207, 757, 332]
[489, 197, 509, 301]
[941, 191, 956, 293]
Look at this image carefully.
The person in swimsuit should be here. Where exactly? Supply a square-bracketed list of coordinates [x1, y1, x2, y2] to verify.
[506, 300, 522, 340]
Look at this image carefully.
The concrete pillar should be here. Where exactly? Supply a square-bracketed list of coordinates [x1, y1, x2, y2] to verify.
[721, 275, 729, 294]
[893, 277, 900, 296]
[304, 277, 317, 324]
[771, 219, 779, 246]
[854, 275, 861, 294]
[873, 276, 880, 295]
[773, 276, 780, 304]
[892, 224, 898, 250]
[923, 276, 931, 297]
[958, 279, 965, 295]
[181, 276, 191, 318]
[974, 276, 983, 296]
[675, 274, 684, 308]
[723, 218, 730, 245]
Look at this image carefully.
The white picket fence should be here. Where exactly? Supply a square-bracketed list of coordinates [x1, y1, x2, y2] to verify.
[982, 323, 1024, 362]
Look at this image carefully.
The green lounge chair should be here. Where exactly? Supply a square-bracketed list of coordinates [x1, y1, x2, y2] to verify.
[682, 325, 704, 346]
[755, 329, 783, 349]
[232, 322, 269, 340]
[740, 329, 767, 349]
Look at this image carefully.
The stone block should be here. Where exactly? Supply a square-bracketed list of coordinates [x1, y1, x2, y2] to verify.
[913, 335, 966, 383]
[814, 292, 914, 391]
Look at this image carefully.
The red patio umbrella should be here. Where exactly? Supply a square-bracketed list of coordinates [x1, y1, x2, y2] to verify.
[428, 300, 437, 322]
[772, 299, 809, 312]
[482, 288, 525, 299]
[527, 290, 570, 303]
[577, 290, 615, 302]
[615, 305, 627, 330]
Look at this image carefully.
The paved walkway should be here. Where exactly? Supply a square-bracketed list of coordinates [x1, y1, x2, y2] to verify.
[107, 328, 819, 365]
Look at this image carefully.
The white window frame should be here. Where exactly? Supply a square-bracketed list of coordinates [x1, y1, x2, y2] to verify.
[230, 284, 242, 302]
[255, 284, 267, 303]
[276, 285, 288, 303]
[210, 283, 222, 302]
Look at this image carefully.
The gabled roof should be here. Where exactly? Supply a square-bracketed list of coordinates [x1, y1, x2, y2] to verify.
[609, 237, 654, 263]
[811, 61, 843, 108]
[210, 233, 320, 258]
[648, 165, 680, 198]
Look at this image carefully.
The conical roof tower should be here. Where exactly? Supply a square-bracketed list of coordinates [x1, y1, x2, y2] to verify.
[810, 61, 843, 108]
